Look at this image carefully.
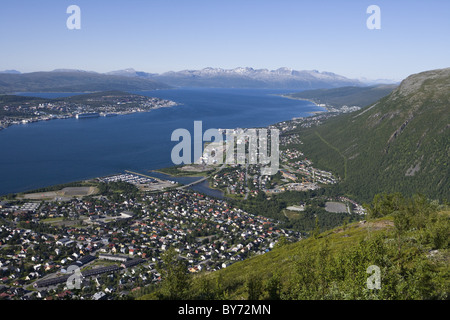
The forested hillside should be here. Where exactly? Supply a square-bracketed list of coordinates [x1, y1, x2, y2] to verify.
[293, 68, 450, 203]
[286, 84, 397, 108]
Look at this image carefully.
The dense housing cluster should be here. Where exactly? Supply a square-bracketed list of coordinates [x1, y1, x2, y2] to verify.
[0, 185, 298, 300]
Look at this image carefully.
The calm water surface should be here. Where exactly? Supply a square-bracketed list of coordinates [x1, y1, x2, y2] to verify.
[0, 88, 325, 196]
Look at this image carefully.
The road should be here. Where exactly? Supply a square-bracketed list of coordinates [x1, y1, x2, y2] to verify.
[176, 176, 209, 190]
[176, 163, 226, 190]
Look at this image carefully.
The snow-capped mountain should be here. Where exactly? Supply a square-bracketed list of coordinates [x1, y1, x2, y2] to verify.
[105, 67, 364, 89]
[51, 69, 99, 73]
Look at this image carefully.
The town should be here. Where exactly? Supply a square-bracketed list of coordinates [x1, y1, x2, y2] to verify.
[0, 91, 178, 130]
[203, 129, 338, 199]
[0, 177, 300, 300]
[0, 117, 365, 300]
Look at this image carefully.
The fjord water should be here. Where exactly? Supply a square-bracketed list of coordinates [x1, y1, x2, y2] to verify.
[0, 88, 324, 196]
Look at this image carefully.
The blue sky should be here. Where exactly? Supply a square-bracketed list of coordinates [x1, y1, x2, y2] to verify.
[0, 0, 449, 81]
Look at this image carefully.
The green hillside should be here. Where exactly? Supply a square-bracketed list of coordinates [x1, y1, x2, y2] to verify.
[137, 194, 449, 300]
[286, 84, 397, 108]
[294, 68, 450, 203]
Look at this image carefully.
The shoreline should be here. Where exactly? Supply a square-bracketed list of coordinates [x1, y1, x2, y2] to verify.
[145, 169, 226, 199]
[150, 168, 209, 178]
[276, 93, 329, 116]
[0, 102, 179, 132]
[1, 88, 320, 197]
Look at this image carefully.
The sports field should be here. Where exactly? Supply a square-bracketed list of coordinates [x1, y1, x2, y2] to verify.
[325, 201, 348, 213]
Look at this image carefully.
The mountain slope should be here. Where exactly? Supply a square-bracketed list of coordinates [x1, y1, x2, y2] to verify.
[296, 68, 450, 202]
[0, 71, 171, 94]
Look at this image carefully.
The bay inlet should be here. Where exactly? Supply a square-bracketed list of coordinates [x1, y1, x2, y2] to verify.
[0, 88, 326, 196]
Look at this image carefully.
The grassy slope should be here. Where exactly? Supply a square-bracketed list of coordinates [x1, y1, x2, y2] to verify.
[139, 210, 450, 300]
[139, 208, 449, 300]
[139, 205, 450, 300]
[189, 218, 395, 298]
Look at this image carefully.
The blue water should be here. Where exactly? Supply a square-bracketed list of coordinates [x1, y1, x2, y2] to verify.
[0, 88, 324, 196]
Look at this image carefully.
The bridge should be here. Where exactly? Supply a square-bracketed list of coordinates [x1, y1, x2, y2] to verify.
[126, 164, 225, 191]
[175, 176, 209, 190]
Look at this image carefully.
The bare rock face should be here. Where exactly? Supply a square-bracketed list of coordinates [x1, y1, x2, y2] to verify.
[394, 67, 450, 99]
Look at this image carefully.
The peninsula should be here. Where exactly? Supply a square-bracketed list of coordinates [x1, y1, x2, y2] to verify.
[0, 91, 178, 130]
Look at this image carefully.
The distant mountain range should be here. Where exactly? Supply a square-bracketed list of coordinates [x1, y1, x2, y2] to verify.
[0, 70, 21, 74]
[107, 67, 364, 89]
[0, 70, 171, 94]
[0, 67, 372, 93]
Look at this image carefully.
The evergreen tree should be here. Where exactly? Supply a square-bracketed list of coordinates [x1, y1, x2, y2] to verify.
[245, 273, 263, 300]
[312, 216, 320, 239]
[156, 247, 191, 300]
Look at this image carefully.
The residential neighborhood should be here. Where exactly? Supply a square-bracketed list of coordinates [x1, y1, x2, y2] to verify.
[0, 111, 364, 300]
[207, 143, 338, 198]
[0, 181, 300, 300]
